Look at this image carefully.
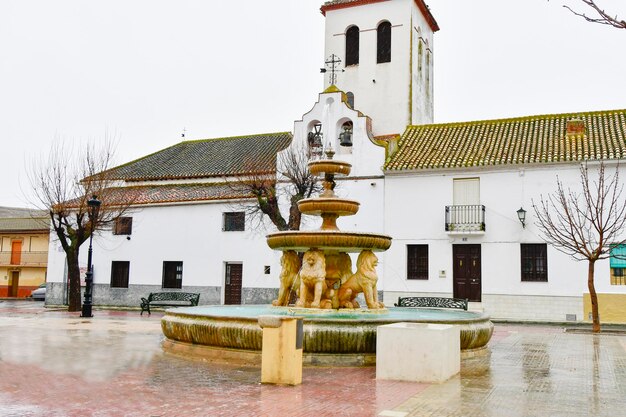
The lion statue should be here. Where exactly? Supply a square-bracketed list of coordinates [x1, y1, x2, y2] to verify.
[337, 250, 384, 309]
[272, 251, 301, 307]
[324, 253, 353, 309]
[295, 249, 328, 309]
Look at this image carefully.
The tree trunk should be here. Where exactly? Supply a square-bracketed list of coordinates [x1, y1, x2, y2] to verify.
[588, 259, 601, 333]
[66, 251, 82, 312]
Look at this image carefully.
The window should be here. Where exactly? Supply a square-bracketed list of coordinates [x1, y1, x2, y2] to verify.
[113, 217, 132, 235]
[610, 244, 626, 285]
[407, 245, 428, 280]
[110, 261, 130, 288]
[346, 91, 354, 108]
[223, 212, 245, 231]
[264, 265, 271, 274]
[163, 261, 183, 289]
[345, 26, 359, 66]
[377, 21, 391, 63]
[521, 244, 548, 282]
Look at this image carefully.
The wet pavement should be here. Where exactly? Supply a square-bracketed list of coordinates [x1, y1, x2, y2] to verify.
[1, 300, 625, 417]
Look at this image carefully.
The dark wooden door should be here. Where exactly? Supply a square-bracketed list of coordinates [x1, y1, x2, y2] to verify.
[162, 261, 183, 289]
[9, 271, 19, 297]
[224, 263, 242, 305]
[453, 245, 481, 302]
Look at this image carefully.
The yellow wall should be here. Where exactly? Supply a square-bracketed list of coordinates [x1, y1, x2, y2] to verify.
[583, 293, 626, 324]
[0, 232, 49, 297]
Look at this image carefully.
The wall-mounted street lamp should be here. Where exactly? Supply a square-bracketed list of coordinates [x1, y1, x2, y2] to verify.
[81, 195, 101, 318]
[339, 124, 353, 147]
[517, 207, 527, 228]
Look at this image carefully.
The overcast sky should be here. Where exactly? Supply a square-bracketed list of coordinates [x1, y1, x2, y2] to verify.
[1, 0, 625, 208]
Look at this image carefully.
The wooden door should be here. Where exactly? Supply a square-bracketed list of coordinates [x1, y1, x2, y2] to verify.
[9, 271, 19, 297]
[453, 245, 481, 302]
[224, 263, 242, 305]
[10, 241, 22, 265]
[162, 261, 183, 289]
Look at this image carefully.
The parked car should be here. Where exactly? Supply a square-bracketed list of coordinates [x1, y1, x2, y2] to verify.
[30, 283, 46, 301]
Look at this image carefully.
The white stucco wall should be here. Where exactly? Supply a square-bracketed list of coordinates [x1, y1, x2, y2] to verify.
[383, 161, 626, 320]
[324, 0, 434, 136]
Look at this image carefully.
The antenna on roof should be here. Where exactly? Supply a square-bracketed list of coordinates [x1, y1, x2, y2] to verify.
[182, 128, 186, 139]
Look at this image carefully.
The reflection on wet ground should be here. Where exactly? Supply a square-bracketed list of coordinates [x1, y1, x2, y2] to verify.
[1, 300, 625, 417]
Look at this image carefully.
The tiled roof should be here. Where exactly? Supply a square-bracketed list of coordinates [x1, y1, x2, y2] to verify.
[321, 0, 439, 32]
[385, 109, 626, 171]
[103, 183, 253, 206]
[105, 132, 292, 181]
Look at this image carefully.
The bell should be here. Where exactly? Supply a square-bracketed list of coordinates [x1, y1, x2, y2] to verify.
[339, 127, 353, 147]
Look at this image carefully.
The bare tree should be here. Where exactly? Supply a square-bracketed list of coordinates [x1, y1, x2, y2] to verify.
[533, 162, 626, 332]
[229, 143, 321, 231]
[27, 140, 134, 311]
[562, 0, 626, 29]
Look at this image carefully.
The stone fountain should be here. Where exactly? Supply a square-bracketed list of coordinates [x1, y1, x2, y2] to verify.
[267, 148, 391, 311]
[161, 146, 494, 365]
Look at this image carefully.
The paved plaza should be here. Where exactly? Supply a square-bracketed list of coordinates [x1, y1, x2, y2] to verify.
[1, 301, 625, 417]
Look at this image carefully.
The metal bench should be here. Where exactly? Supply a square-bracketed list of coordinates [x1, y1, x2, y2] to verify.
[140, 292, 200, 315]
[394, 296, 469, 310]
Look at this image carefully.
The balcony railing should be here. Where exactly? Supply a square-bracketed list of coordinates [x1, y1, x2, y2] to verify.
[445, 205, 486, 232]
[0, 251, 48, 267]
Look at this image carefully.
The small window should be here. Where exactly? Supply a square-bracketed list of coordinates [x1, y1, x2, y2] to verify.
[110, 261, 130, 288]
[163, 261, 183, 289]
[346, 92, 355, 108]
[264, 265, 271, 274]
[521, 244, 548, 282]
[407, 245, 428, 280]
[345, 26, 360, 66]
[377, 21, 392, 63]
[609, 244, 626, 285]
[223, 212, 245, 231]
[113, 217, 133, 235]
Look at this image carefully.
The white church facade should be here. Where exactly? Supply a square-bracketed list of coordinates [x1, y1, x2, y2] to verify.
[46, 0, 626, 323]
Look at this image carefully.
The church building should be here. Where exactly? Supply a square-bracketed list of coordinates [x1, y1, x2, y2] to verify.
[46, 0, 626, 323]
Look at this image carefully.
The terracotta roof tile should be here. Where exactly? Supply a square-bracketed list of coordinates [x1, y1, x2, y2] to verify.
[321, 0, 439, 32]
[385, 109, 626, 171]
[106, 132, 292, 181]
[103, 183, 252, 206]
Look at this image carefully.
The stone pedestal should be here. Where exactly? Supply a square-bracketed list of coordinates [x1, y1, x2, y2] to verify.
[259, 315, 303, 385]
[376, 322, 460, 383]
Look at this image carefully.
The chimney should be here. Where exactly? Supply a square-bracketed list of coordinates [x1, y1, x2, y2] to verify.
[566, 118, 586, 136]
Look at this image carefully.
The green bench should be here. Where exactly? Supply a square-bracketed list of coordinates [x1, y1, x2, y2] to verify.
[394, 296, 469, 310]
[140, 292, 200, 315]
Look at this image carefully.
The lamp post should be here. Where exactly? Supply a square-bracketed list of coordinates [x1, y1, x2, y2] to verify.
[81, 195, 101, 318]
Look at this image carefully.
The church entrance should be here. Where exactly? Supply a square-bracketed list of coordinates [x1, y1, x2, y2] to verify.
[453, 245, 482, 302]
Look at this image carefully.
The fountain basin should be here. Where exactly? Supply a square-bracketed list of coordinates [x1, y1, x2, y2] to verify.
[309, 160, 351, 176]
[298, 198, 360, 217]
[161, 305, 494, 366]
[266, 230, 392, 252]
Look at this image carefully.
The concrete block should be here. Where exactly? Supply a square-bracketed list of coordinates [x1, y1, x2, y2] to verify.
[376, 322, 460, 383]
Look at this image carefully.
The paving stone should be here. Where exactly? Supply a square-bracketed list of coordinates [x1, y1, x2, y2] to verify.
[1, 301, 626, 416]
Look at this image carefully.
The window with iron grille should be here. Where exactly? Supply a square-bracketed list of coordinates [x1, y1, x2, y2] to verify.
[113, 217, 133, 235]
[377, 21, 391, 63]
[520, 244, 548, 282]
[223, 212, 245, 231]
[110, 261, 130, 288]
[345, 26, 360, 66]
[407, 245, 428, 280]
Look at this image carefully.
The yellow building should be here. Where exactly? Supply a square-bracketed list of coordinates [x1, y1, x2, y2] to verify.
[0, 207, 49, 298]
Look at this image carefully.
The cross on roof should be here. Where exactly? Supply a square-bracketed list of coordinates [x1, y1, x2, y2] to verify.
[320, 54, 345, 86]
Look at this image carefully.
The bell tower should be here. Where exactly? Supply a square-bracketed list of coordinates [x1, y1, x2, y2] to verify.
[321, 0, 439, 136]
